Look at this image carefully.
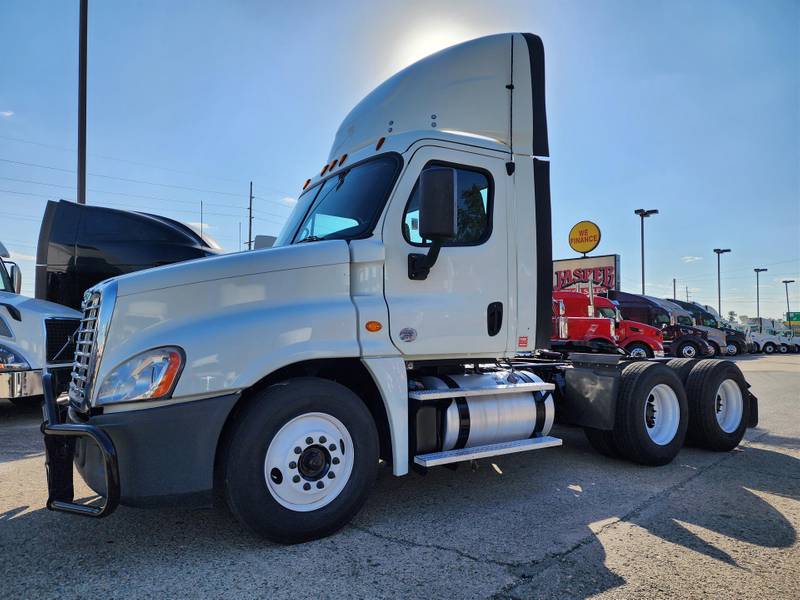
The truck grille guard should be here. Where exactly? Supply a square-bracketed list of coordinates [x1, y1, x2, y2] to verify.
[41, 371, 120, 517]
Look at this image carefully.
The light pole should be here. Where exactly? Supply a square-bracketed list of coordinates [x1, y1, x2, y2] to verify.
[754, 268, 768, 332]
[783, 279, 795, 323]
[713, 248, 731, 315]
[634, 208, 659, 294]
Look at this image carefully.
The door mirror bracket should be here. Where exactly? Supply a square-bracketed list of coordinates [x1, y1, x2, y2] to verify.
[407, 167, 457, 280]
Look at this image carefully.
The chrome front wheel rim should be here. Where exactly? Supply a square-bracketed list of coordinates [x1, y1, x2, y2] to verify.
[629, 346, 648, 358]
[681, 344, 697, 358]
[726, 343, 738, 355]
[264, 412, 354, 512]
[715, 379, 743, 433]
[644, 383, 680, 445]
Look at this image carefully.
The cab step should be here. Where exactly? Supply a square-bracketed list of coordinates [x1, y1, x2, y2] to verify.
[408, 381, 554, 402]
[413, 435, 562, 467]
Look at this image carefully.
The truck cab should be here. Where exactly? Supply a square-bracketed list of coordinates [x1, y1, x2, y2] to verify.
[667, 299, 730, 356]
[550, 291, 619, 353]
[41, 33, 757, 544]
[0, 241, 81, 406]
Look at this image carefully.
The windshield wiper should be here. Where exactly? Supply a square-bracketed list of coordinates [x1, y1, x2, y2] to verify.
[296, 235, 325, 244]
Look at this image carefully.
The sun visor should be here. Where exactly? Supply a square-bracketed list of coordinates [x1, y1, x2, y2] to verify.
[329, 32, 548, 160]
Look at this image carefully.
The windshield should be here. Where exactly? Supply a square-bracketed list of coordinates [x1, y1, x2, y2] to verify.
[597, 307, 616, 319]
[701, 316, 718, 328]
[653, 309, 670, 327]
[0, 260, 12, 293]
[274, 154, 401, 247]
[677, 315, 694, 326]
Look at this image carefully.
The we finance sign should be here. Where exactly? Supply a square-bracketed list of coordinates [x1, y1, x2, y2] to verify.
[553, 255, 621, 294]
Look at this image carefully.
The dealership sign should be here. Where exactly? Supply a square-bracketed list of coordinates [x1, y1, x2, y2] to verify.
[553, 254, 621, 294]
[568, 221, 601, 255]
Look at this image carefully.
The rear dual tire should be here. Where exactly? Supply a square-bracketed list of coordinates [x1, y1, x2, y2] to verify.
[585, 362, 687, 466]
[685, 360, 749, 451]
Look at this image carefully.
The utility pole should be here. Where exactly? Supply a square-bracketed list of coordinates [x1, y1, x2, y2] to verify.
[200, 200, 203, 240]
[685, 285, 689, 302]
[238, 222, 242, 251]
[754, 268, 768, 332]
[634, 209, 658, 294]
[673, 278, 676, 300]
[783, 279, 795, 323]
[248, 181, 254, 250]
[713, 248, 731, 316]
[77, 0, 88, 204]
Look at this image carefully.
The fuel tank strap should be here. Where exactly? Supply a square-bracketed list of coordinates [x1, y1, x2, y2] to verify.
[439, 375, 470, 450]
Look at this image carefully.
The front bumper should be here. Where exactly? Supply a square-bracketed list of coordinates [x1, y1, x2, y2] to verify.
[41, 373, 239, 517]
[1, 368, 43, 400]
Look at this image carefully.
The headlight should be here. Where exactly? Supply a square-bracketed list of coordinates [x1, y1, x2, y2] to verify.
[0, 344, 30, 371]
[95, 346, 184, 406]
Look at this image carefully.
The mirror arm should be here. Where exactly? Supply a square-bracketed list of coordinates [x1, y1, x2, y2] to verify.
[408, 240, 443, 280]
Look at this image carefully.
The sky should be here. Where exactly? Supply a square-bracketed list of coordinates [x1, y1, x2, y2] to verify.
[1, 0, 798, 320]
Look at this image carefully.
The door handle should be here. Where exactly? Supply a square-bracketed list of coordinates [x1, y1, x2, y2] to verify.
[487, 302, 503, 336]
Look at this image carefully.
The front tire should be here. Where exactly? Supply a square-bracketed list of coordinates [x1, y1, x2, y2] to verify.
[625, 342, 652, 359]
[685, 360, 749, 451]
[676, 341, 700, 359]
[612, 362, 688, 466]
[725, 342, 739, 356]
[224, 378, 379, 544]
[763, 342, 776, 354]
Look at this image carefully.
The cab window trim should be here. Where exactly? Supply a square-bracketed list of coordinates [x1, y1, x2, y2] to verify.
[401, 159, 495, 248]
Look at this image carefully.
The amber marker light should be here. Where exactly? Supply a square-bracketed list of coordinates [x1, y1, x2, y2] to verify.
[339, 153, 348, 166]
[375, 137, 385, 151]
[365, 321, 383, 332]
[303, 179, 311, 190]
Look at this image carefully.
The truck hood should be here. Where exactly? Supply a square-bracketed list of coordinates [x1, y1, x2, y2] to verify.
[621, 320, 661, 337]
[0, 290, 81, 319]
[113, 240, 352, 298]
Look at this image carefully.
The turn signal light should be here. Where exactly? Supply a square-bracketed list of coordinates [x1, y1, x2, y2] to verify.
[375, 137, 385, 151]
[365, 321, 382, 332]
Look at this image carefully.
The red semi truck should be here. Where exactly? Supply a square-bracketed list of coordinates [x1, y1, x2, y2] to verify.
[554, 291, 665, 358]
[550, 294, 619, 353]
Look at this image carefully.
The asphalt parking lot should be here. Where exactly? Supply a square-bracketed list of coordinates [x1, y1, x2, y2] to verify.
[1, 355, 798, 599]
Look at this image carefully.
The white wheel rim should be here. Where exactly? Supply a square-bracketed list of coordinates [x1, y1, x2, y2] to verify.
[681, 344, 696, 358]
[264, 412, 354, 512]
[726, 343, 737, 355]
[629, 347, 647, 358]
[715, 379, 743, 433]
[644, 383, 680, 445]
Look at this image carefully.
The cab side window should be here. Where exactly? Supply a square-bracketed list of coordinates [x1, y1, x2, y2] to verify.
[403, 164, 492, 246]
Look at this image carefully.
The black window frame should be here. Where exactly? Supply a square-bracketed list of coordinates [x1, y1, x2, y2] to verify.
[288, 152, 404, 245]
[401, 159, 495, 248]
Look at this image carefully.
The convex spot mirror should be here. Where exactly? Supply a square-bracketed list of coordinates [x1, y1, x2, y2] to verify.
[419, 167, 457, 241]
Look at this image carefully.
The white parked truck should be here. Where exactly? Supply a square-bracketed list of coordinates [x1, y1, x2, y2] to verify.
[0, 241, 81, 406]
[41, 33, 758, 543]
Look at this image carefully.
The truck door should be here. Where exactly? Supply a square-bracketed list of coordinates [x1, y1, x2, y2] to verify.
[382, 146, 509, 356]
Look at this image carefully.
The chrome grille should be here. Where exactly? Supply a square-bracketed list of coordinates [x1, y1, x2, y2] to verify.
[68, 291, 101, 410]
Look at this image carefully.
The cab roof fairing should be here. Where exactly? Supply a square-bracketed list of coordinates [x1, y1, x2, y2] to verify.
[326, 33, 548, 164]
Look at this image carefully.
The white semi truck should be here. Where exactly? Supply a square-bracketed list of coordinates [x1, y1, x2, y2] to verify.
[0, 241, 81, 406]
[41, 33, 758, 543]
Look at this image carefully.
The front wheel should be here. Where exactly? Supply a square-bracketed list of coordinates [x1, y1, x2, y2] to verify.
[763, 342, 776, 354]
[224, 378, 379, 544]
[676, 341, 700, 359]
[625, 342, 652, 359]
[725, 342, 739, 356]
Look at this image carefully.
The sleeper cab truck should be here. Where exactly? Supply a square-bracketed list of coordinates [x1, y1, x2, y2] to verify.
[668, 299, 731, 357]
[0, 241, 81, 406]
[41, 33, 758, 544]
[36, 200, 221, 311]
[607, 291, 714, 359]
[550, 292, 619, 354]
[554, 290, 664, 358]
[692, 303, 749, 356]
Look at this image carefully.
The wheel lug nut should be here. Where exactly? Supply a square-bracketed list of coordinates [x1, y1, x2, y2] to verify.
[293, 475, 300, 483]
[303, 483, 311, 491]
[316, 481, 325, 489]
[329, 444, 336, 451]
[332, 457, 340, 465]
[327, 472, 335, 479]
[306, 437, 313, 445]
[289, 461, 297, 469]
[294, 447, 301, 455]
[319, 436, 327, 443]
